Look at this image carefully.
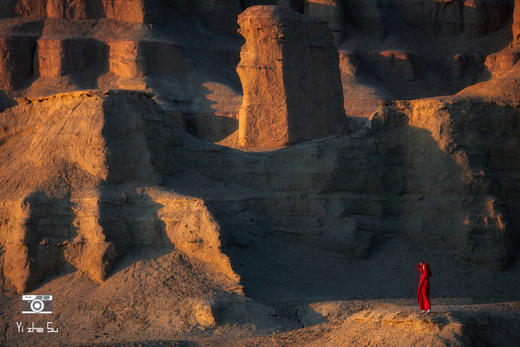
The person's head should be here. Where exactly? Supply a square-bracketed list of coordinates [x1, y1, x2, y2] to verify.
[422, 263, 432, 276]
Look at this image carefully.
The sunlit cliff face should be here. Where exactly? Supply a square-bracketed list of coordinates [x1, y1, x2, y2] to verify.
[0, 1, 519, 346]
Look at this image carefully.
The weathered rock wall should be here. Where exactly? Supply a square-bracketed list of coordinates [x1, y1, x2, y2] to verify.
[36, 38, 108, 78]
[304, 0, 344, 45]
[514, 0, 520, 43]
[344, 0, 385, 39]
[0, 35, 37, 90]
[377, 97, 520, 268]
[236, 6, 348, 149]
[168, 94, 520, 297]
[0, 88, 519, 299]
[0, 91, 240, 293]
[399, 0, 513, 37]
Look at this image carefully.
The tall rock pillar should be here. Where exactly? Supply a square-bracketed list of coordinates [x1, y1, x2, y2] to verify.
[237, 5, 348, 149]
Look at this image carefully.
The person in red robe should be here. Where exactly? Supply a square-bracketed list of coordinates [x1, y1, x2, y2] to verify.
[417, 262, 432, 312]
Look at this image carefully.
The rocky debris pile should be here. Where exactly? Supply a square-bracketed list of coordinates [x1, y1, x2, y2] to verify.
[236, 5, 348, 149]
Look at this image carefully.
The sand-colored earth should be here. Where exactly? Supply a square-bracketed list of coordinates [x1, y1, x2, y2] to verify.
[1, 1, 520, 346]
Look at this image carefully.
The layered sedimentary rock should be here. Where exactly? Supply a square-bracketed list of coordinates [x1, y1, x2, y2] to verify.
[0, 91, 239, 293]
[514, 0, 520, 43]
[108, 40, 192, 78]
[0, 35, 37, 90]
[198, 0, 243, 36]
[376, 50, 420, 81]
[103, 0, 148, 22]
[344, 0, 385, 39]
[36, 38, 108, 78]
[304, 0, 344, 45]
[484, 48, 520, 77]
[45, 0, 104, 19]
[14, 0, 103, 19]
[338, 50, 383, 117]
[236, 5, 348, 149]
[399, 0, 512, 37]
[372, 98, 519, 268]
[12, 0, 157, 23]
[0, 1, 520, 345]
[0, 0, 17, 18]
[14, 0, 48, 17]
[462, 0, 512, 37]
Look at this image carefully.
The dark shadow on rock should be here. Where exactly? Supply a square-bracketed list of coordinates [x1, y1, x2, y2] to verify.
[9, 19, 44, 35]
[350, 50, 487, 100]
[64, 38, 109, 89]
[84, 0, 105, 18]
[23, 191, 78, 291]
[185, 112, 238, 143]
[98, 93, 174, 279]
[0, 19, 44, 91]
[242, 1, 305, 13]
[339, 0, 514, 100]
[0, 35, 39, 91]
[0, 90, 16, 112]
[164, 100, 520, 303]
[133, 7, 242, 144]
[98, 190, 174, 278]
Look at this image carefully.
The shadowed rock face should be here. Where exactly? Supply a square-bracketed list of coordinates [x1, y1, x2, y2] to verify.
[1, 89, 518, 298]
[36, 38, 108, 79]
[0, 91, 239, 293]
[345, 0, 385, 39]
[514, 0, 520, 43]
[304, 0, 344, 45]
[237, 5, 348, 149]
[0, 35, 37, 90]
[399, 0, 513, 37]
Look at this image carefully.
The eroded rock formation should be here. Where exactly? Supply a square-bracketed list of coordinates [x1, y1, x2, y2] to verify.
[36, 38, 108, 78]
[0, 35, 37, 90]
[304, 0, 344, 45]
[514, 0, 520, 43]
[0, 91, 240, 293]
[399, 0, 512, 37]
[344, 0, 385, 39]
[237, 5, 348, 149]
[0, 1, 520, 345]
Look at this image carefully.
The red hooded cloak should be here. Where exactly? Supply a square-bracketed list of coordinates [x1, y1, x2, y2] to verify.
[417, 263, 432, 311]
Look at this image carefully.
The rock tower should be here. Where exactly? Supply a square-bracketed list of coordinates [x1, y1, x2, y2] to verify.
[237, 5, 348, 149]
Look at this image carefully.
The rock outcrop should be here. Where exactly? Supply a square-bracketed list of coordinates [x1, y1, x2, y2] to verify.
[36, 38, 108, 79]
[0, 35, 37, 91]
[399, 0, 513, 37]
[304, 0, 344, 45]
[45, 0, 105, 19]
[0, 91, 240, 293]
[344, 0, 385, 39]
[236, 5, 348, 149]
[12, 0, 159, 23]
[514, 0, 520, 43]
[108, 40, 192, 79]
[484, 48, 520, 78]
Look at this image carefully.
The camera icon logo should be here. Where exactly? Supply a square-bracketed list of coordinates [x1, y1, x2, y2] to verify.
[21, 295, 53, 314]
